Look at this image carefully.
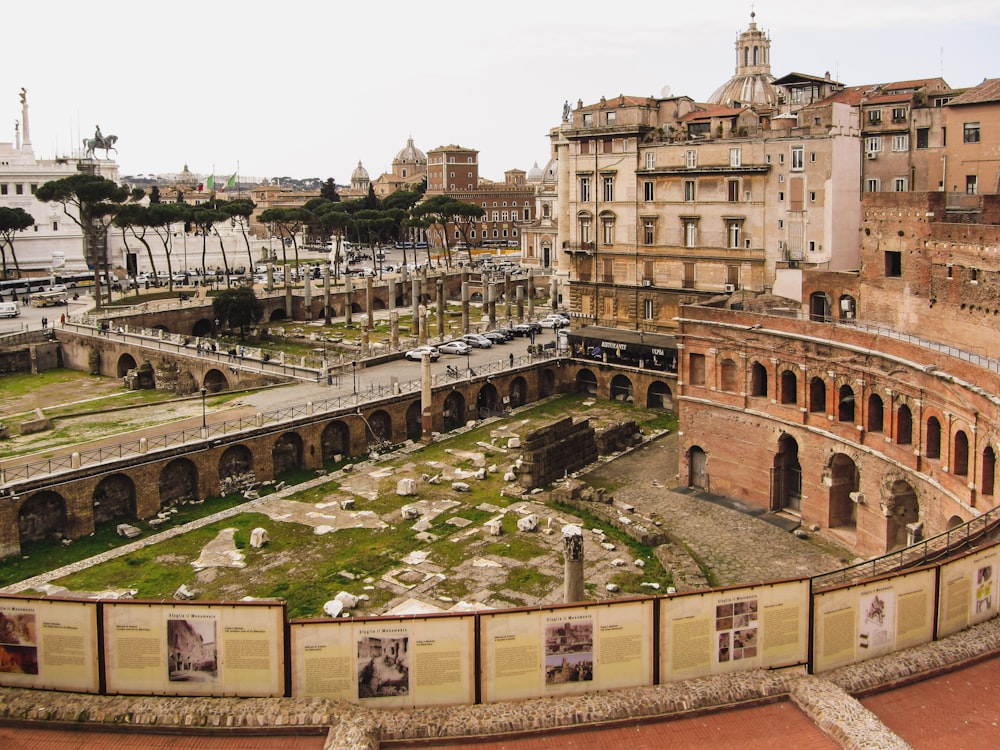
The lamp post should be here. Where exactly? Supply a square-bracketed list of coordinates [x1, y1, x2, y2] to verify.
[200, 387, 207, 433]
[352, 358, 358, 395]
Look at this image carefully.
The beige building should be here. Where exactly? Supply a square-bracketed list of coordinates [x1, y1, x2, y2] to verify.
[551, 14, 861, 334]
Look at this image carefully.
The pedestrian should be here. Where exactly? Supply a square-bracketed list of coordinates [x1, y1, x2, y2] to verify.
[509, 352, 514, 368]
[60, 313, 65, 325]
[41, 316, 48, 329]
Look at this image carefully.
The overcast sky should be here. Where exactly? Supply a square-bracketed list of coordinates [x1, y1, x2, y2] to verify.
[5, 1, 997, 184]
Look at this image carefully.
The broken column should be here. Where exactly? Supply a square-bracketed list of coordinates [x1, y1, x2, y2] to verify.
[562, 524, 585, 603]
[421, 349, 433, 439]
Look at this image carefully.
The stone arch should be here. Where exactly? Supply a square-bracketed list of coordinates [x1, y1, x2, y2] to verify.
[272, 432, 304, 476]
[203, 368, 230, 393]
[885, 479, 920, 551]
[609, 374, 634, 402]
[779, 368, 797, 405]
[646, 381, 673, 410]
[191, 318, 214, 337]
[372, 297, 388, 311]
[982, 445, 996, 498]
[159, 458, 199, 509]
[719, 358, 739, 393]
[896, 403, 913, 445]
[509, 376, 528, 408]
[321, 420, 351, 463]
[838, 384, 855, 423]
[365, 409, 393, 449]
[772, 434, 802, 512]
[151, 324, 170, 333]
[828, 453, 859, 529]
[539, 369, 556, 398]
[688, 445, 707, 489]
[443, 390, 466, 431]
[867, 393, 885, 433]
[925, 416, 942, 459]
[324, 302, 340, 318]
[946, 515, 965, 530]
[405, 400, 422, 441]
[268, 308, 287, 321]
[116, 352, 138, 378]
[218, 444, 254, 483]
[351, 301, 363, 314]
[92, 474, 137, 526]
[470, 291, 483, 303]
[477, 382, 502, 417]
[953, 429, 970, 476]
[749, 361, 767, 397]
[808, 376, 826, 413]
[18, 491, 68, 545]
[576, 368, 598, 395]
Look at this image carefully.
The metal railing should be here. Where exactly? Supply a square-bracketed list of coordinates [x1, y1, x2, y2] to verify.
[812, 504, 1000, 591]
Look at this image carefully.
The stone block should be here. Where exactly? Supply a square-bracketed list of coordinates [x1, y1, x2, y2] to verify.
[401, 505, 420, 520]
[397, 478, 418, 496]
[249, 527, 269, 548]
[323, 600, 344, 618]
[335, 591, 359, 608]
[116, 524, 142, 539]
[174, 584, 197, 600]
[340, 498, 356, 510]
[484, 519, 504, 536]
[517, 514, 539, 532]
[452, 482, 471, 492]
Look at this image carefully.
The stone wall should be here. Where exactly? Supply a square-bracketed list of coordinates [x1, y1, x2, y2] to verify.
[518, 417, 598, 489]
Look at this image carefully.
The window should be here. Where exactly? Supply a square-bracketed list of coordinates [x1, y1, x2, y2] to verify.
[966, 175, 978, 195]
[606, 111, 616, 125]
[52, 221, 58, 231]
[868, 109, 882, 124]
[467, 172, 473, 178]
[778, 191, 785, 201]
[778, 219, 784, 229]
[492, 211, 499, 221]
[502, 211, 509, 221]
[885, 250, 902, 277]
[683, 219, 697, 248]
[791, 146, 804, 171]
[29, 184, 37, 194]
[643, 180, 654, 201]
[602, 176, 614, 202]
[643, 220, 655, 245]
[810, 152, 816, 162]
[582, 113, 593, 127]
[602, 219, 615, 245]
[578, 216, 591, 245]
[916, 128, 929, 149]
[778, 174, 784, 183]
[683, 180, 695, 201]
[778, 153, 785, 165]
[727, 180, 740, 202]
[866, 178, 881, 192]
[580, 140, 590, 155]
[688, 353, 706, 385]
[685, 150, 697, 168]
[579, 176, 590, 202]
[892, 106, 907, 121]
[892, 134, 909, 152]
[729, 147, 742, 167]
[645, 152, 656, 169]
[512, 211, 519, 221]
[448, 156, 455, 163]
[809, 191, 817, 202]
[964, 122, 980, 143]
[725, 219, 742, 249]
[866, 136, 883, 153]
[643, 299, 653, 320]
[893, 178, 908, 192]
[602, 139, 613, 154]
[0, 184, 6, 195]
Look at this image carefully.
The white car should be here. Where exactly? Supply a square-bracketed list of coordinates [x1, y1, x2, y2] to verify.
[540, 314, 570, 329]
[404, 346, 441, 362]
[439, 340, 472, 355]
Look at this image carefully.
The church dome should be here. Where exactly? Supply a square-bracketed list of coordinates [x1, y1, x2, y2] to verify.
[527, 161, 544, 182]
[542, 157, 558, 184]
[707, 13, 779, 108]
[394, 137, 426, 166]
[351, 160, 370, 182]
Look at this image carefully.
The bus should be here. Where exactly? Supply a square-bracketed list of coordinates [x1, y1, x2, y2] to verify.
[31, 290, 69, 307]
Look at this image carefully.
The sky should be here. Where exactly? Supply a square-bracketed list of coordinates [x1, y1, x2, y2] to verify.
[4, 1, 998, 185]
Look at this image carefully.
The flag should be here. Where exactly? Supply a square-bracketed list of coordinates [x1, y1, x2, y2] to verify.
[205, 175, 214, 191]
[223, 173, 237, 191]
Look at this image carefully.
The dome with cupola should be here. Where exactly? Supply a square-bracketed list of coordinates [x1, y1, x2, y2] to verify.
[708, 12, 780, 108]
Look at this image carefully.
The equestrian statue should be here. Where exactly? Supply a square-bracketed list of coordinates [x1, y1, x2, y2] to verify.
[84, 124, 118, 159]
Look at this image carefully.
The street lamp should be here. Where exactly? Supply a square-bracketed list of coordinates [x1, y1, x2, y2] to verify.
[352, 359, 358, 395]
[200, 387, 207, 432]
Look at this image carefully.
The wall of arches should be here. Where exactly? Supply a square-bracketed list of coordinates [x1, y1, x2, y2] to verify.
[677, 307, 1000, 557]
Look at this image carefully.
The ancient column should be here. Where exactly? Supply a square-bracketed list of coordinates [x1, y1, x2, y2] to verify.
[323, 265, 331, 325]
[390, 310, 399, 350]
[344, 273, 353, 326]
[527, 268, 535, 320]
[411, 277, 420, 338]
[461, 280, 470, 334]
[302, 271, 312, 318]
[504, 271, 512, 324]
[421, 350, 433, 439]
[562, 524, 585, 603]
[487, 282, 497, 329]
[284, 264, 293, 319]
[418, 304, 428, 345]
[366, 275, 374, 330]
[550, 276, 559, 312]
[516, 284, 524, 322]
[361, 325, 370, 358]
[436, 276, 445, 339]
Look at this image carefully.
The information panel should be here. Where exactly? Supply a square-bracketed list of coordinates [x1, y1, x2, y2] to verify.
[937, 544, 1000, 639]
[658, 580, 808, 683]
[812, 568, 936, 674]
[480, 600, 653, 704]
[103, 601, 285, 696]
[0, 596, 99, 693]
[290, 613, 475, 707]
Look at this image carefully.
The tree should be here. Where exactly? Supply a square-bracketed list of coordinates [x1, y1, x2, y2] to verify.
[190, 206, 230, 285]
[319, 178, 340, 202]
[0, 206, 34, 280]
[220, 199, 257, 278]
[35, 174, 138, 309]
[146, 203, 191, 292]
[149, 186, 162, 204]
[258, 207, 312, 279]
[113, 204, 159, 293]
[320, 209, 351, 281]
[212, 286, 263, 339]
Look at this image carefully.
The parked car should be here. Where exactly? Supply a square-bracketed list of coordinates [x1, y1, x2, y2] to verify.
[460, 333, 493, 349]
[483, 331, 507, 345]
[540, 314, 570, 329]
[511, 323, 534, 337]
[439, 340, 472, 355]
[404, 346, 441, 362]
